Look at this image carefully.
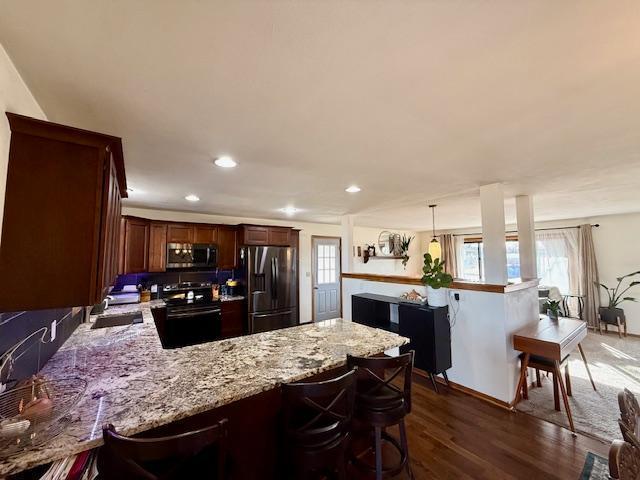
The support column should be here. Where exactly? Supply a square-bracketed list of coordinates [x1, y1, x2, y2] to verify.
[516, 195, 537, 280]
[340, 215, 355, 273]
[480, 183, 507, 284]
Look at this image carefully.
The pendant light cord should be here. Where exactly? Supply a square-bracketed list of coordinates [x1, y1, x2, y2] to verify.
[429, 204, 437, 239]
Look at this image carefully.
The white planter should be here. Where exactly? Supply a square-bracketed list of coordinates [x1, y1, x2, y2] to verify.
[427, 286, 448, 307]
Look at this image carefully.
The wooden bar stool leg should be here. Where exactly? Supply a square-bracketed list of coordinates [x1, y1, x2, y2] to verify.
[512, 353, 530, 407]
[522, 370, 529, 400]
[565, 363, 572, 397]
[578, 343, 597, 391]
[535, 369, 542, 387]
[554, 361, 575, 433]
[399, 419, 414, 479]
[374, 426, 383, 480]
[552, 371, 560, 411]
[624, 321, 628, 337]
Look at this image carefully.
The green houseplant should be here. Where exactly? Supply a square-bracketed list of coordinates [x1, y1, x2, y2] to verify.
[400, 234, 414, 269]
[597, 271, 640, 332]
[544, 299, 561, 321]
[421, 253, 453, 307]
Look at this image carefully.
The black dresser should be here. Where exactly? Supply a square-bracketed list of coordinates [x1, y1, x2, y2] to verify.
[351, 293, 451, 391]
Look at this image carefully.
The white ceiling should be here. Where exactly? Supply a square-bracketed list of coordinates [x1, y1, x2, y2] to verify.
[1, 1, 640, 230]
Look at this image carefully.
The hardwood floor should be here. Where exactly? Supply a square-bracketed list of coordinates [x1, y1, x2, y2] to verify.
[365, 374, 609, 479]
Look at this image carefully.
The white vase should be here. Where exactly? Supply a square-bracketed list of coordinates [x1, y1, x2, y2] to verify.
[427, 286, 448, 307]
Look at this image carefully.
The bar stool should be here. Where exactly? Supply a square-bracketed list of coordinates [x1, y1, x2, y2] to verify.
[347, 351, 415, 480]
[281, 369, 357, 480]
[97, 418, 228, 479]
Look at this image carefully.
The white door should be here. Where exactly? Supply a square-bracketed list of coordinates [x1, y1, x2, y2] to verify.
[312, 237, 341, 321]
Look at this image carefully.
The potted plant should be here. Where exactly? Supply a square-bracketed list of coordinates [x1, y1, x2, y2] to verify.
[545, 299, 561, 321]
[597, 271, 640, 328]
[400, 234, 414, 269]
[421, 253, 453, 307]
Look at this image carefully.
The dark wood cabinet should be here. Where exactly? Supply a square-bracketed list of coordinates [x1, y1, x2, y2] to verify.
[122, 217, 150, 274]
[217, 226, 237, 269]
[239, 225, 294, 246]
[221, 299, 245, 338]
[167, 224, 194, 243]
[194, 225, 217, 244]
[268, 227, 290, 246]
[240, 225, 269, 245]
[0, 113, 127, 311]
[148, 222, 168, 272]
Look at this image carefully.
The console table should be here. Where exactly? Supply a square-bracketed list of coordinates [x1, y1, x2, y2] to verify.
[351, 293, 451, 391]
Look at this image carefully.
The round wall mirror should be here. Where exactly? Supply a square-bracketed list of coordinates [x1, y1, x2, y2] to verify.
[378, 230, 394, 256]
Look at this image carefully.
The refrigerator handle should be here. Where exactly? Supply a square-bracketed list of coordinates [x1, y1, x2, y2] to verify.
[271, 257, 277, 301]
[274, 256, 279, 299]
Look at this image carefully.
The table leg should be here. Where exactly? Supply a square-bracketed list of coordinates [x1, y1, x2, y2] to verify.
[512, 353, 530, 407]
[535, 369, 542, 387]
[552, 371, 560, 411]
[554, 360, 575, 433]
[578, 343, 597, 391]
[565, 363, 572, 397]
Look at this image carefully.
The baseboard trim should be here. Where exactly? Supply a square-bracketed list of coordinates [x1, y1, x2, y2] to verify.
[412, 369, 512, 410]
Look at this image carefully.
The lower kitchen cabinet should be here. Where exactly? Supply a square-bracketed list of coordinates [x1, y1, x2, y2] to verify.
[221, 300, 245, 338]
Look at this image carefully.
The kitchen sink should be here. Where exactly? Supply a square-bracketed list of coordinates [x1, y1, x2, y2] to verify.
[91, 312, 143, 329]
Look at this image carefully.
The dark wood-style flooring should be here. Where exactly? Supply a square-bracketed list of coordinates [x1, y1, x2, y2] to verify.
[371, 374, 608, 479]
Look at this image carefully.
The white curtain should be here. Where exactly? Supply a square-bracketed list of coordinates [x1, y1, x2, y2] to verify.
[535, 229, 580, 296]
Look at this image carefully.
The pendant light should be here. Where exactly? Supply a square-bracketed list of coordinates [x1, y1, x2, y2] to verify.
[428, 204, 442, 260]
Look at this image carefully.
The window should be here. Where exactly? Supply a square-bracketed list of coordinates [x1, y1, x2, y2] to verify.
[461, 239, 520, 282]
[461, 242, 483, 281]
[316, 244, 337, 284]
[458, 230, 577, 293]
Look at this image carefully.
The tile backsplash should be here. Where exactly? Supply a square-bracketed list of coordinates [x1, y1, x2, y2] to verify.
[0, 307, 82, 385]
[113, 269, 241, 294]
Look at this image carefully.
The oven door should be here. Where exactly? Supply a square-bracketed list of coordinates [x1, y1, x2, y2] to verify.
[163, 304, 222, 348]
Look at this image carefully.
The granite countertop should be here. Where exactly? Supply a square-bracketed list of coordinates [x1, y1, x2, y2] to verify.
[0, 305, 407, 476]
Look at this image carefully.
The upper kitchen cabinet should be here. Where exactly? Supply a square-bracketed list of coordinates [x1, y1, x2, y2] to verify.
[0, 113, 127, 311]
[193, 224, 217, 244]
[239, 225, 293, 246]
[121, 216, 150, 274]
[148, 222, 168, 272]
[167, 224, 194, 244]
[217, 225, 237, 269]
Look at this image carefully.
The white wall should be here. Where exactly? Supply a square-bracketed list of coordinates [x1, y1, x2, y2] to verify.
[0, 44, 46, 239]
[351, 227, 422, 277]
[428, 211, 640, 333]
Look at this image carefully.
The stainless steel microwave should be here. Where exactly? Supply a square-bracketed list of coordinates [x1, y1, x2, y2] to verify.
[166, 243, 217, 270]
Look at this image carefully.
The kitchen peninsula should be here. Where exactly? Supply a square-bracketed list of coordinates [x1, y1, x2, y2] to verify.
[0, 304, 407, 478]
[341, 272, 540, 405]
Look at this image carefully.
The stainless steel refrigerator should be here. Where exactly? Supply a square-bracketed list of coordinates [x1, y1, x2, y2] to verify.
[244, 246, 298, 333]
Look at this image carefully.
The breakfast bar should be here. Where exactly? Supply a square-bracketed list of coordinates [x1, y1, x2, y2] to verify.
[0, 308, 407, 477]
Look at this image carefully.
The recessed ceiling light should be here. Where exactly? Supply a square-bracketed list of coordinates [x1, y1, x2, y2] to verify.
[280, 206, 299, 215]
[345, 185, 361, 193]
[185, 194, 200, 202]
[214, 156, 237, 168]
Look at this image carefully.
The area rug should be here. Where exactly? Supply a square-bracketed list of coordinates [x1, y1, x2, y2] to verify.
[516, 331, 640, 442]
[580, 452, 611, 480]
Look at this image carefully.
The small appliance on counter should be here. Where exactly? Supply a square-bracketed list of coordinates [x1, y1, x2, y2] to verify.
[152, 282, 222, 349]
[108, 285, 141, 305]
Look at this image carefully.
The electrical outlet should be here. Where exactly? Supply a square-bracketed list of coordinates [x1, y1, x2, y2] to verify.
[450, 291, 460, 301]
[51, 320, 57, 341]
